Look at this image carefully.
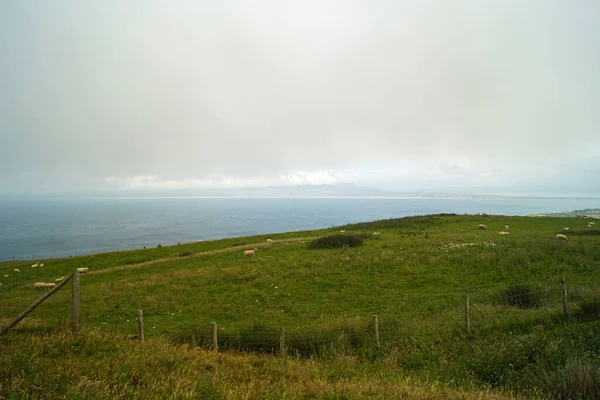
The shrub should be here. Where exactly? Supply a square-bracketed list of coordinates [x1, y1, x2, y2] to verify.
[498, 283, 540, 308]
[540, 357, 600, 399]
[308, 234, 364, 249]
[580, 294, 600, 318]
[157, 244, 162, 248]
[559, 229, 600, 236]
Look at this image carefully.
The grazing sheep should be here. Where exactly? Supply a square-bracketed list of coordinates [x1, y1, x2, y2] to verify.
[31, 263, 38, 268]
[3, 274, 8, 278]
[504, 225, 509, 230]
[76, 267, 90, 274]
[14, 268, 20, 273]
[266, 239, 273, 242]
[34, 282, 46, 290]
[564, 227, 570, 232]
[556, 234, 568, 241]
[340, 230, 346, 233]
[244, 248, 258, 256]
[478, 224, 487, 230]
[44, 283, 57, 290]
[39, 263, 44, 267]
[55, 276, 65, 282]
[498, 231, 510, 235]
[373, 232, 381, 235]
[591, 221, 596, 225]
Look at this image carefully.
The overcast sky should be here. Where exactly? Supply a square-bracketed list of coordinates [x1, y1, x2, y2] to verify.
[1, 1, 599, 196]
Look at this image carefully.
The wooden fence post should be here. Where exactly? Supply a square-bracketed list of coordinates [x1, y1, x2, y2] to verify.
[71, 271, 80, 333]
[279, 326, 285, 357]
[562, 275, 569, 318]
[373, 315, 380, 348]
[465, 295, 471, 336]
[137, 309, 144, 343]
[212, 322, 218, 352]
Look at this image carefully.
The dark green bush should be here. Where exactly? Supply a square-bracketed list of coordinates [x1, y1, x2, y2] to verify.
[559, 229, 600, 236]
[580, 294, 600, 317]
[308, 234, 364, 249]
[498, 283, 540, 309]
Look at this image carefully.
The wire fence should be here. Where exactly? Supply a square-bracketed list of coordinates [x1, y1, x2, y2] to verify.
[0, 274, 587, 356]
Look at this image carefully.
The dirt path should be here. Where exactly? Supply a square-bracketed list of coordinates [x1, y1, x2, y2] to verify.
[89, 237, 312, 276]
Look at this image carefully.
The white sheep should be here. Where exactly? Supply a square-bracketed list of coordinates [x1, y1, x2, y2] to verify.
[76, 267, 90, 274]
[478, 224, 487, 230]
[373, 232, 381, 235]
[266, 239, 273, 242]
[564, 227, 570, 231]
[340, 230, 346, 233]
[498, 231, 510, 235]
[556, 234, 568, 241]
[34, 282, 46, 290]
[31, 263, 38, 268]
[244, 248, 258, 256]
[3, 274, 8, 278]
[591, 221, 596, 225]
[504, 225, 509, 230]
[55, 276, 65, 282]
[44, 283, 57, 290]
[14, 268, 20, 273]
[39, 263, 44, 267]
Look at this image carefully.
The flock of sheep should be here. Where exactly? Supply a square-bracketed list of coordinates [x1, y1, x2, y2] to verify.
[33, 267, 90, 291]
[0, 262, 91, 292]
[479, 218, 597, 242]
[557, 219, 595, 241]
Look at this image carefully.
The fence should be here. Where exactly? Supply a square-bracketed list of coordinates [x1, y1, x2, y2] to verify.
[0, 271, 80, 335]
[0, 274, 585, 357]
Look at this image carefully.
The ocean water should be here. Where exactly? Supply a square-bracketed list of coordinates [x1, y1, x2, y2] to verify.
[0, 197, 596, 261]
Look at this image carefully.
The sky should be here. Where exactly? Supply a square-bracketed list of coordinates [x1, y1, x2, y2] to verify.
[1, 1, 599, 196]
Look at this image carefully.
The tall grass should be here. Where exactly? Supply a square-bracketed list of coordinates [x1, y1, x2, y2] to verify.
[540, 357, 600, 399]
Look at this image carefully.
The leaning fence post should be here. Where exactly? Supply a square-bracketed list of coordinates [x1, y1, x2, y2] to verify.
[373, 315, 380, 348]
[71, 271, 80, 333]
[279, 326, 285, 357]
[562, 275, 569, 318]
[212, 322, 218, 352]
[465, 295, 471, 336]
[136, 309, 144, 343]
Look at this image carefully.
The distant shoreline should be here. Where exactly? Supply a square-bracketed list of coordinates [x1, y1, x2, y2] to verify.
[4, 195, 600, 201]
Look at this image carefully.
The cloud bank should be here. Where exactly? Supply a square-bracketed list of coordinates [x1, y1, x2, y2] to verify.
[1, 1, 599, 195]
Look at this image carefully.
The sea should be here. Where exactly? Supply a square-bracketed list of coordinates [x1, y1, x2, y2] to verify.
[0, 197, 597, 262]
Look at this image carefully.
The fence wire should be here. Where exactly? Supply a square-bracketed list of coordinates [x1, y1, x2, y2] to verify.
[0, 274, 583, 357]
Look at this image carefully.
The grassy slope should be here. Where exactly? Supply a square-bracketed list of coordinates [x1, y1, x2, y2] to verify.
[1, 214, 600, 399]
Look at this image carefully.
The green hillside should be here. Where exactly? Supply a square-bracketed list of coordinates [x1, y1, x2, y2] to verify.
[1, 214, 600, 399]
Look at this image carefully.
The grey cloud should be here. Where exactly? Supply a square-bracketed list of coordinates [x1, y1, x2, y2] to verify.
[1, 0, 599, 194]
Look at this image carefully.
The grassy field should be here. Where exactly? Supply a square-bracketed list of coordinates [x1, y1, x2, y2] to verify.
[1, 214, 600, 399]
